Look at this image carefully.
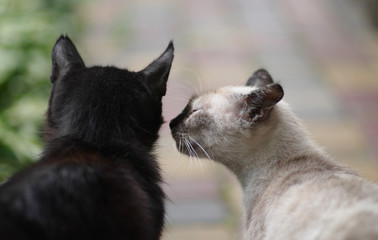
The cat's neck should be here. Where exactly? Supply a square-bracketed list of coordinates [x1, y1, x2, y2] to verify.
[224, 102, 324, 196]
[217, 102, 326, 228]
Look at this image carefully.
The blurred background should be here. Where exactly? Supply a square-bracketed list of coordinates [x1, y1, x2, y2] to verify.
[1, 0, 378, 239]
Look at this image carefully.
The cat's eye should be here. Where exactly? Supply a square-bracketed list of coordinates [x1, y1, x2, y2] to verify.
[190, 109, 200, 115]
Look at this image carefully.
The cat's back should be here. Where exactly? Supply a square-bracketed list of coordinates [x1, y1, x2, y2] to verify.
[0, 140, 163, 240]
[256, 153, 378, 240]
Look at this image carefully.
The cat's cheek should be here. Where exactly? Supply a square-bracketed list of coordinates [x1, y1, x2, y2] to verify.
[194, 112, 214, 130]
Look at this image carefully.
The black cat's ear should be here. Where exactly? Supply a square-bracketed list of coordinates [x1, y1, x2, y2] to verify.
[50, 35, 85, 83]
[245, 83, 284, 123]
[142, 41, 174, 97]
[246, 69, 274, 87]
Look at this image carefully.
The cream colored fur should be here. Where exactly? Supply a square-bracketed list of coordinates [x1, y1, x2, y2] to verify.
[171, 85, 378, 240]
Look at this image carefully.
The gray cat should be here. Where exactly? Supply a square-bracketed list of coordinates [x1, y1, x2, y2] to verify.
[170, 69, 378, 240]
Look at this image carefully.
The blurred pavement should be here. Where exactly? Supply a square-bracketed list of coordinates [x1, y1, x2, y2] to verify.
[77, 0, 378, 239]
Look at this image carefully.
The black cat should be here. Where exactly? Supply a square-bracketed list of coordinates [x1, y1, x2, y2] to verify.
[0, 36, 174, 240]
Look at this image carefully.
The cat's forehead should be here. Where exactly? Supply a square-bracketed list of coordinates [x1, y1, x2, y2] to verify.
[221, 86, 257, 94]
[191, 86, 255, 107]
[191, 93, 226, 107]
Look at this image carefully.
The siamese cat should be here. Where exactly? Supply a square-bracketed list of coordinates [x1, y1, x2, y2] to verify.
[0, 36, 174, 240]
[170, 69, 378, 240]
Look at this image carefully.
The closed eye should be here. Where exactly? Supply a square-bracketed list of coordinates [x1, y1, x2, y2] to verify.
[190, 109, 200, 115]
[186, 109, 200, 119]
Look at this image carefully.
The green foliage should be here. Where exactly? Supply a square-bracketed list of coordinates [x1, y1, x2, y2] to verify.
[0, 0, 82, 182]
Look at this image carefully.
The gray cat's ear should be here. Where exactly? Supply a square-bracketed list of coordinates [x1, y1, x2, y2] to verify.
[50, 35, 85, 83]
[246, 69, 274, 87]
[245, 83, 284, 122]
[142, 41, 174, 97]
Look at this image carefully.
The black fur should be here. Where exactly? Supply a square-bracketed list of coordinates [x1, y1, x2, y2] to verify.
[0, 36, 174, 240]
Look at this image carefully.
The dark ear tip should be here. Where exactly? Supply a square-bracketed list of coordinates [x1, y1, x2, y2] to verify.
[270, 83, 284, 101]
[253, 68, 271, 78]
[51, 35, 85, 82]
[55, 35, 72, 45]
[271, 82, 283, 90]
[168, 40, 174, 50]
[57, 34, 68, 40]
[53, 35, 74, 54]
[163, 40, 174, 58]
[247, 68, 274, 87]
[255, 68, 268, 74]
[154, 40, 174, 67]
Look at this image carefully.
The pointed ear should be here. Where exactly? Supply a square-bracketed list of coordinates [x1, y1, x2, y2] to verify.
[50, 35, 85, 83]
[245, 83, 284, 123]
[246, 69, 274, 87]
[141, 41, 174, 97]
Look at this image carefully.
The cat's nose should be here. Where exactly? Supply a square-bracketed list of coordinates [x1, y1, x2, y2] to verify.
[169, 118, 177, 130]
[169, 115, 182, 131]
[170, 106, 190, 131]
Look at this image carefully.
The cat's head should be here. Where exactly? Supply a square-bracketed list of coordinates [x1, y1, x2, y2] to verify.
[44, 35, 174, 149]
[169, 69, 283, 164]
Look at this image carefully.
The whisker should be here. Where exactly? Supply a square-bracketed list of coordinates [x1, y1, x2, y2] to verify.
[183, 138, 195, 158]
[169, 83, 196, 95]
[163, 96, 191, 103]
[176, 80, 200, 96]
[174, 140, 182, 163]
[188, 136, 213, 165]
[183, 138, 194, 174]
[186, 138, 199, 159]
[170, 70, 202, 96]
[178, 139, 183, 153]
[173, 68, 203, 93]
[184, 137, 204, 171]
